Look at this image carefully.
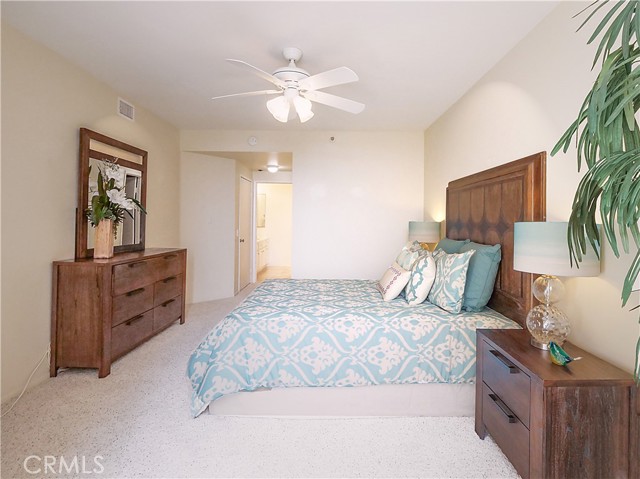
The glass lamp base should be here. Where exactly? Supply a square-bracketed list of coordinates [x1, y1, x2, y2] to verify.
[530, 337, 551, 350]
[526, 303, 570, 350]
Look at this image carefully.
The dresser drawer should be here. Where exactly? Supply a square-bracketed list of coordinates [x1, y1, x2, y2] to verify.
[112, 260, 156, 296]
[154, 252, 183, 281]
[153, 295, 182, 331]
[110, 310, 154, 359]
[112, 286, 153, 327]
[482, 382, 529, 478]
[154, 274, 183, 306]
[482, 341, 531, 427]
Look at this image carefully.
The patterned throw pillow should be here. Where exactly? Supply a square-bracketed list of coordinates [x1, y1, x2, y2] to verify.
[377, 262, 411, 301]
[427, 250, 475, 313]
[404, 253, 437, 306]
[395, 240, 426, 270]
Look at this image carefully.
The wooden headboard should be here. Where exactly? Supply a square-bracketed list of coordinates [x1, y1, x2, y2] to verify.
[446, 152, 546, 327]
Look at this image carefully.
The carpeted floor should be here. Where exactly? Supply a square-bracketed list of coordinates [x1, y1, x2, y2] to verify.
[1, 285, 519, 479]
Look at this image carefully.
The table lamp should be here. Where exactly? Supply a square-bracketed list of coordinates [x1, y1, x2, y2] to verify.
[408, 221, 442, 250]
[513, 221, 601, 349]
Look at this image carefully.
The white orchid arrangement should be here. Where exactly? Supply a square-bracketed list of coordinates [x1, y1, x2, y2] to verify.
[86, 159, 146, 229]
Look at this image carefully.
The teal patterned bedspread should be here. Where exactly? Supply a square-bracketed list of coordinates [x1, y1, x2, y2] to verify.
[187, 279, 519, 417]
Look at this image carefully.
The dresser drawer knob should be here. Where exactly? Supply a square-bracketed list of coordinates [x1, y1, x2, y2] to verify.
[489, 349, 519, 374]
[488, 393, 518, 423]
[163, 254, 178, 260]
[125, 314, 145, 326]
[162, 276, 177, 284]
[126, 287, 146, 297]
[128, 262, 145, 268]
[161, 299, 175, 307]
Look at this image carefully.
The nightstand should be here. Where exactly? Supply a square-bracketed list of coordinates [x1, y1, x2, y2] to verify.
[476, 328, 639, 479]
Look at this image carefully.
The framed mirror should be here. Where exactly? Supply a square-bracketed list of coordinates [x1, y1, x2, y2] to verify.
[75, 128, 147, 259]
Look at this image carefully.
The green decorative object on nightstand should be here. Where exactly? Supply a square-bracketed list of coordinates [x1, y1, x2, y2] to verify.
[548, 341, 582, 367]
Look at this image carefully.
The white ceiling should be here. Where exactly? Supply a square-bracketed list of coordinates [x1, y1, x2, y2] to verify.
[2, 1, 558, 132]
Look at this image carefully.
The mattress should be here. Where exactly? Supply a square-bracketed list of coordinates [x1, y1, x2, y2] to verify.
[187, 279, 519, 417]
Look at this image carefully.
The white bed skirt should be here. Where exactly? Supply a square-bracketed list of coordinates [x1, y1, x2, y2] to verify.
[207, 383, 475, 417]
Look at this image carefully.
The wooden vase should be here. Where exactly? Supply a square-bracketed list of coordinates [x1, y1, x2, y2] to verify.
[94, 219, 114, 259]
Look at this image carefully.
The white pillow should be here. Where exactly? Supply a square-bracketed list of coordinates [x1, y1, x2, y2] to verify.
[377, 262, 411, 301]
[404, 253, 437, 305]
[395, 241, 426, 270]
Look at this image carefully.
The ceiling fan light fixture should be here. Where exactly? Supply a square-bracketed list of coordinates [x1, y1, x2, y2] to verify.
[218, 49, 364, 123]
[266, 96, 289, 122]
[293, 96, 314, 123]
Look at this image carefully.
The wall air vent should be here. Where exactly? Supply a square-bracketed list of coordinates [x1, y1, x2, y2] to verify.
[118, 98, 135, 121]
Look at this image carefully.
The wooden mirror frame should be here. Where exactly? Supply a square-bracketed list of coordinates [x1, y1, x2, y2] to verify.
[75, 128, 148, 259]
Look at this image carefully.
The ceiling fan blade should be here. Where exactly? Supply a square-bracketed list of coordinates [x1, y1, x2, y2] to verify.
[302, 90, 365, 114]
[226, 59, 286, 88]
[299, 67, 359, 91]
[211, 90, 281, 101]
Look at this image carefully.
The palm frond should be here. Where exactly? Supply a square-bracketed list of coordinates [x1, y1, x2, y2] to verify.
[556, 0, 640, 381]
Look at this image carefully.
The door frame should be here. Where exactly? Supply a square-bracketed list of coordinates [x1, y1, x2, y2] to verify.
[236, 175, 253, 294]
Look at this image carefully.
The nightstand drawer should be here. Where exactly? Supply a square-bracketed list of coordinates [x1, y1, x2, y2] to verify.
[482, 342, 530, 427]
[482, 383, 529, 478]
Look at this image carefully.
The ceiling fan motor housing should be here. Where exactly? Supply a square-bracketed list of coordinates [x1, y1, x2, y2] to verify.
[272, 66, 309, 86]
[272, 47, 309, 90]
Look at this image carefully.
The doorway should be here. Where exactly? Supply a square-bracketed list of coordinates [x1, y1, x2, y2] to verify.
[256, 182, 292, 282]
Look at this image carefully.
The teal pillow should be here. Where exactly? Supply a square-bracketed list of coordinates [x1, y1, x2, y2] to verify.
[459, 242, 501, 312]
[427, 250, 475, 313]
[435, 238, 470, 254]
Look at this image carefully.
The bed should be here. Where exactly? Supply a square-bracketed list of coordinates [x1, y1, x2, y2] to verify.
[187, 152, 546, 417]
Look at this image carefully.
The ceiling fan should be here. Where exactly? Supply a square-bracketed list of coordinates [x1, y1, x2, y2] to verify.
[211, 47, 365, 123]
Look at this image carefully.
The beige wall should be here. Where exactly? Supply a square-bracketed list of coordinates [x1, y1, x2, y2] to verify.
[181, 129, 425, 297]
[1, 24, 181, 402]
[424, 2, 639, 373]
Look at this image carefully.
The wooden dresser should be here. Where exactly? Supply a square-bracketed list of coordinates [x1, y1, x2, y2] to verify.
[476, 328, 638, 479]
[51, 248, 187, 378]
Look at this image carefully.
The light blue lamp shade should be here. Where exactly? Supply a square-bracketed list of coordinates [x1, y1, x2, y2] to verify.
[514, 221, 601, 350]
[408, 221, 441, 243]
[513, 222, 601, 277]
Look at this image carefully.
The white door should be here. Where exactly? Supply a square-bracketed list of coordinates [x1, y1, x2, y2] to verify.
[238, 176, 252, 292]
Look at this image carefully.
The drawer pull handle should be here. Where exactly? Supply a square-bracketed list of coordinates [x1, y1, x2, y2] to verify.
[126, 287, 146, 297]
[162, 276, 177, 284]
[488, 393, 517, 423]
[128, 262, 145, 268]
[161, 299, 175, 307]
[164, 254, 178, 260]
[126, 315, 145, 326]
[489, 350, 519, 374]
